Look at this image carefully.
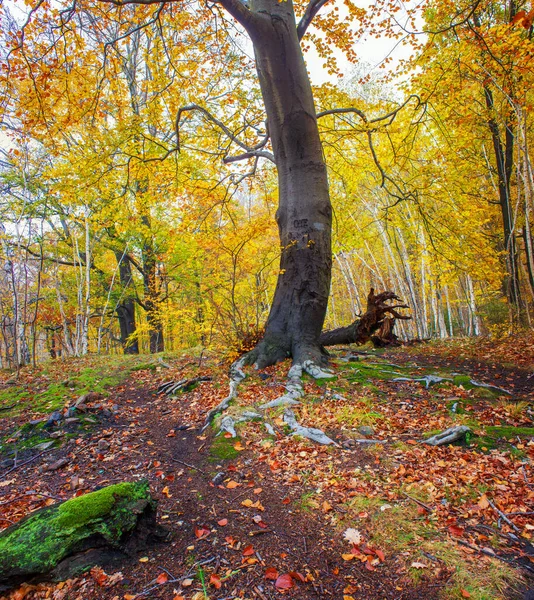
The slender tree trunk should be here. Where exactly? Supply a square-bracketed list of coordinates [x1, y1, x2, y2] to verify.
[115, 252, 139, 354]
[244, 0, 332, 367]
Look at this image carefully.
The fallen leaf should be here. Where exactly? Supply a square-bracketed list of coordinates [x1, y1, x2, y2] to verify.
[242, 544, 255, 556]
[217, 518, 228, 526]
[139, 557, 149, 563]
[162, 486, 172, 498]
[182, 578, 193, 587]
[265, 567, 279, 580]
[275, 574, 294, 590]
[478, 494, 490, 509]
[210, 573, 222, 589]
[343, 528, 362, 545]
[410, 562, 427, 569]
[226, 480, 240, 489]
[461, 590, 471, 598]
[156, 572, 168, 584]
[233, 441, 245, 451]
[194, 526, 210, 539]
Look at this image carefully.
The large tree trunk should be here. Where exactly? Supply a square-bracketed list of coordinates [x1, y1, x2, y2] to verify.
[320, 289, 411, 348]
[244, 0, 332, 368]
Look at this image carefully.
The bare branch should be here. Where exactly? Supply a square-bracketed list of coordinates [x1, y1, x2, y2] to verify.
[175, 103, 270, 159]
[223, 150, 275, 164]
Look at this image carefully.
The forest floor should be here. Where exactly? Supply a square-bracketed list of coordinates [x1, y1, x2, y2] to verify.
[1, 335, 534, 600]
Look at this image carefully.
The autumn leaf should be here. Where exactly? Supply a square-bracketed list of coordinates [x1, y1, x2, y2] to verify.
[275, 574, 294, 590]
[210, 573, 222, 589]
[217, 518, 228, 526]
[156, 572, 168, 584]
[265, 567, 279, 580]
[194, 526, 210, 539]
[242, 544, 255, 556]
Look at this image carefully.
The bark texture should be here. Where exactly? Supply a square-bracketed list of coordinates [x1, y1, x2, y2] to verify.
[320, 288, 411, 348]
[243, 0, 332, 368]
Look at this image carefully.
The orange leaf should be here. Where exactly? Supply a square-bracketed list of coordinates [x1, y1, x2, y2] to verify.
[242, 544, 255, 556]
[233, 441, 245, 451]
[461, 590, 471, 598]
[218, 518, 228, 526]
[210, 574, 222, 589]
[194, 526, 210, 539]
[226, 480, 239, 489]
[156, 572, 169, 584]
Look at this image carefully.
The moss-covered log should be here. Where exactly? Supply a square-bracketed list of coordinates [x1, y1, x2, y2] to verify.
[0, 480, 159, 589]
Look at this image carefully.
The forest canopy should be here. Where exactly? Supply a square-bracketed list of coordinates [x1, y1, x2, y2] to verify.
[0, 0, 533, 367]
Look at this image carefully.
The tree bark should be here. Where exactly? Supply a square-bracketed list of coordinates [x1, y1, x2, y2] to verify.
[241, 0, 332, 368]
[319, 289, 411, 348]
[114, 251, 139, 355]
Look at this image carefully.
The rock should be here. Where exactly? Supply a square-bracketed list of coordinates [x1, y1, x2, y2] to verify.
[0, 459, 14, 469]
[97, 439, 110, 451]
[44, 458, 69, 471]
[45, 412, 63, 429]
[65, 407, 77, 418]
[0, 481, 159, 589]
[357, 425, 375, 437]
[33, 441, 55, 451]
[258, 373, 271, 381]
[212, 472, 225, 485]
[64, 418, 80, 424]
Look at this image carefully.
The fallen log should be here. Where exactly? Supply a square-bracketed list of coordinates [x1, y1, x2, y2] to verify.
[320, 288, 411, 348]
[0, 481, 162, 590]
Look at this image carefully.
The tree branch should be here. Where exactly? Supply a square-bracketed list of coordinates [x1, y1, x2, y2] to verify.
[297, 0, 331, 40]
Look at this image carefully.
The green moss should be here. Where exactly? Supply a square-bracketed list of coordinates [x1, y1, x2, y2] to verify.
[0, 481, 153, 580]
[209, 435, 240, 460]
[485, 426, 534, 439]
[453, 375, 472, 386]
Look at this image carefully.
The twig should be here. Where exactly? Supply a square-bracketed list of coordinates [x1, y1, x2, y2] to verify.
[170, 458, 206, 475]
[452, 537, 534, 573]
[0, 403, 16, 412]
[487, 498, 521, 533]
[158, 357, 172, 369]
[402, 491, 433, 512]
[1, 448, 55, 478]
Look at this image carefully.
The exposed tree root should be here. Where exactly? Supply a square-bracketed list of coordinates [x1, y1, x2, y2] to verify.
[204, 358, 336, 445]
[320, 288, 411, 348]
[392, 374, 513, 395]
[158, 376, 212, 396]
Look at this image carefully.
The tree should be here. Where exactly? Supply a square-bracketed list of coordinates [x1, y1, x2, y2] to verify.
[2, 0, 373, 373]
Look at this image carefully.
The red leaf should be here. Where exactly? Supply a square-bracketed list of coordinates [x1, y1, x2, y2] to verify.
[210, 574, 222, 589]
[448, 525, 464, 537]
[375, 549, 385, 562]
[265, 567, 279, 580]
[217, 518, 228, 526]
[461, 590, 471, 598]
[288, 571, 305, 582]
[282, 497, 291, 504]
[194, 526, 210, 539]
[275, 574, 294, 590]
[156, 572, 168, 584]
[242, 544, 255, 556]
